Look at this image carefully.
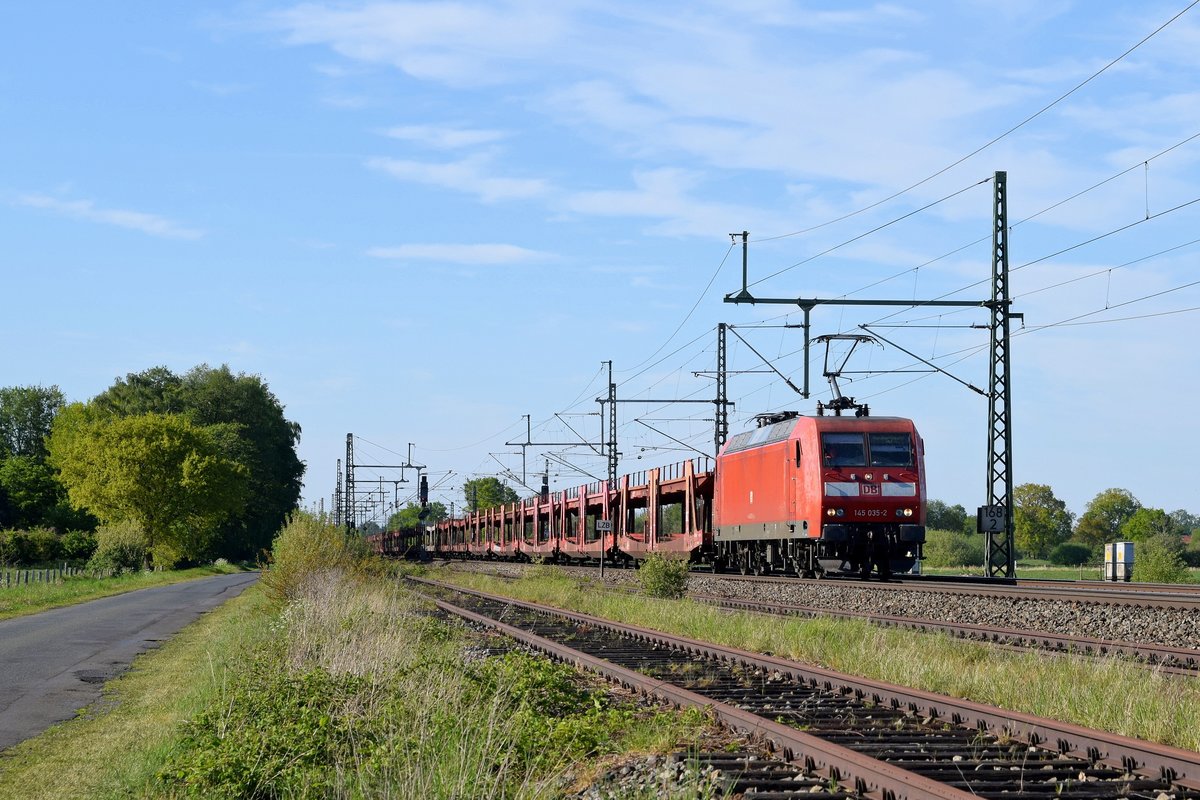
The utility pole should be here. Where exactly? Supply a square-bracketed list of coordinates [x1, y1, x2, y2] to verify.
[604, 359, 615, 577]
[333, 459, 343, 527]
[985, 171, 1017, 578]
[345, 435, 355, 531]
[715, 323, 729, 457]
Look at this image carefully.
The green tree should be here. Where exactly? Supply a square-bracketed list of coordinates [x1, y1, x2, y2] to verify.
[177, 365, 304, 559]
[1120, 507, 1180, 541]
[90, 366, 183, 417]
[388, 501, 448, 529]
[1013, 483, 1074, 559]
[922, 529, 984, 568]
[463, 477, 520, 513]
[0, 455, 95, 531]
[89, 365, 304, 559]
[1074, 488, 1141, 552]
[0, 385, 64, 459]
[1168, 508, 1199, 534]
[48, 410, 249, 567]
[0, 456, 61, 529]
[926, 499, 968, 533]
[1133, 534, 1193, 584]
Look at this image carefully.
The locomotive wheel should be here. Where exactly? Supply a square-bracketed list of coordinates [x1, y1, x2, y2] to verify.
[738, 549, 751, 575]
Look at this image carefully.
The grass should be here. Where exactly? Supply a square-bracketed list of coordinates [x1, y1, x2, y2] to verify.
[0, 546, 718, 798]
[432, 565, 1200, 752]
[156, 566, 715, 797]
[0, 563, 247, 621]
[0, 579, 272, 799]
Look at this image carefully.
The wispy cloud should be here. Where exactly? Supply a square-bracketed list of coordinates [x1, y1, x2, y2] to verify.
[367, 243, 553, 264]
[565, 168, 793, 237]
[190, 80, 253, 96]
[18, 194, 204, 240]
[384, 124, 506, 149]
[267, 2, 569, 86]
[366, 155, 549, 202]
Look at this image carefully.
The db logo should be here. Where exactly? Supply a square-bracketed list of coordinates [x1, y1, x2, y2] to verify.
[861, 483, 881, 495]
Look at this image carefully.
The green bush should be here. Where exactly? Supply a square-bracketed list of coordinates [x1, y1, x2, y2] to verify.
[638, 552, 690, 598]
[261, 512, 368, 605]
[87, 521, 149, 574]
[0, 529, 30, 565]
[922, 529, 985, 568]
[1133, 534, 1193, 584]
[0, 527, 65, 565]
[24, 527, 62, 563]
[1048, 541, 1092, 567]
[60, 529, 98, 562]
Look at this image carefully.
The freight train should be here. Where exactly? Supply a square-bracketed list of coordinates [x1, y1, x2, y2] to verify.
[368, 411, 926, 578]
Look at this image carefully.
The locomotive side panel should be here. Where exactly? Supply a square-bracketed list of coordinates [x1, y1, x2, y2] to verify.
[714, 419, 807, 542]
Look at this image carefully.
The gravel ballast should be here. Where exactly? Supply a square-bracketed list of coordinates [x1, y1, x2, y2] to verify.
[443, 561, 1200, 651]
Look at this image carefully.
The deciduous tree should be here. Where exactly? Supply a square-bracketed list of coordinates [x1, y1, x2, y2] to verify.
[48, 410, 248, 566]
[1013, 483, 1074, 559]
[1120, 507, 1180, 542]
[89, 365, 304, 559]
[462, 477, 519, 513]
[1074, 488, 1141, 552]
[388, 501, 448, 529]
[0, 385, 64, 459]
[926, 499, 969, 533]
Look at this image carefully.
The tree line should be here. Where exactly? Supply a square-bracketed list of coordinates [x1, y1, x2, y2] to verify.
[926, 485, 1199, 579]
[0, 366, 304, 569]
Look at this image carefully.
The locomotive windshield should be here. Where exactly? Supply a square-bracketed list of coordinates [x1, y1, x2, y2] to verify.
[868, 432, 914, 467]
[822, 432, 866, 467]
[822, 431, 914, 468]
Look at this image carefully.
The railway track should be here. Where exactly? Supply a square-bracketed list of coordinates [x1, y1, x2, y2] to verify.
[449, 562, 1200, 674]
[691, 591, 1200, 676]
[433, 556, 1200, 610]
[413, 577, 1200, 800]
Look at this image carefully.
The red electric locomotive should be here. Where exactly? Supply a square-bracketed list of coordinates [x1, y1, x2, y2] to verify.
[713, 411, 925, 578]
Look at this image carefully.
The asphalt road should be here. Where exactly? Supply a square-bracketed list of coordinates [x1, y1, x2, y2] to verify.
[0, 571, 258, 751]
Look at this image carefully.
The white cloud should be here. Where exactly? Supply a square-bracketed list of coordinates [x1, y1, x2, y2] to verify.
[18, 194, 204, 240]
[384, 124, 506, 149]
[366, 155, 550, 201]
[267, 2, 569, 86]
[190, 80, 252, 96]
[366, 243, 553, 264]
[565, 168, 794, 237]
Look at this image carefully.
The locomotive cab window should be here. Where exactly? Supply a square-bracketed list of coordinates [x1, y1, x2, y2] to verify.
[822, 432, 866, 467]
[868, 432, 914, 467]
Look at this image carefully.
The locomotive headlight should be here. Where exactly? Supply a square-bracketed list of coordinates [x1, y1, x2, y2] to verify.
[826, 508, 836, 517]
[864, 473, 873, 481]
[837, 508, 844, 517]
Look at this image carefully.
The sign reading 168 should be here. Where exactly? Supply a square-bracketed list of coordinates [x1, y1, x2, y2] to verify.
[977, 504, 1006, 533]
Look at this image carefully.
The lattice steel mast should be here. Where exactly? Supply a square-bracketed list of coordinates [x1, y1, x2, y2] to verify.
[985, 172, 1016, 577]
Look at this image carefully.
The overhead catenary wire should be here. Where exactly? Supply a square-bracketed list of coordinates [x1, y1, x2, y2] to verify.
[750, 0, 1200, 244]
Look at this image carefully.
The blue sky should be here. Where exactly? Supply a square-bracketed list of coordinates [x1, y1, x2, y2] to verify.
[4, 1, 1199, 524]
